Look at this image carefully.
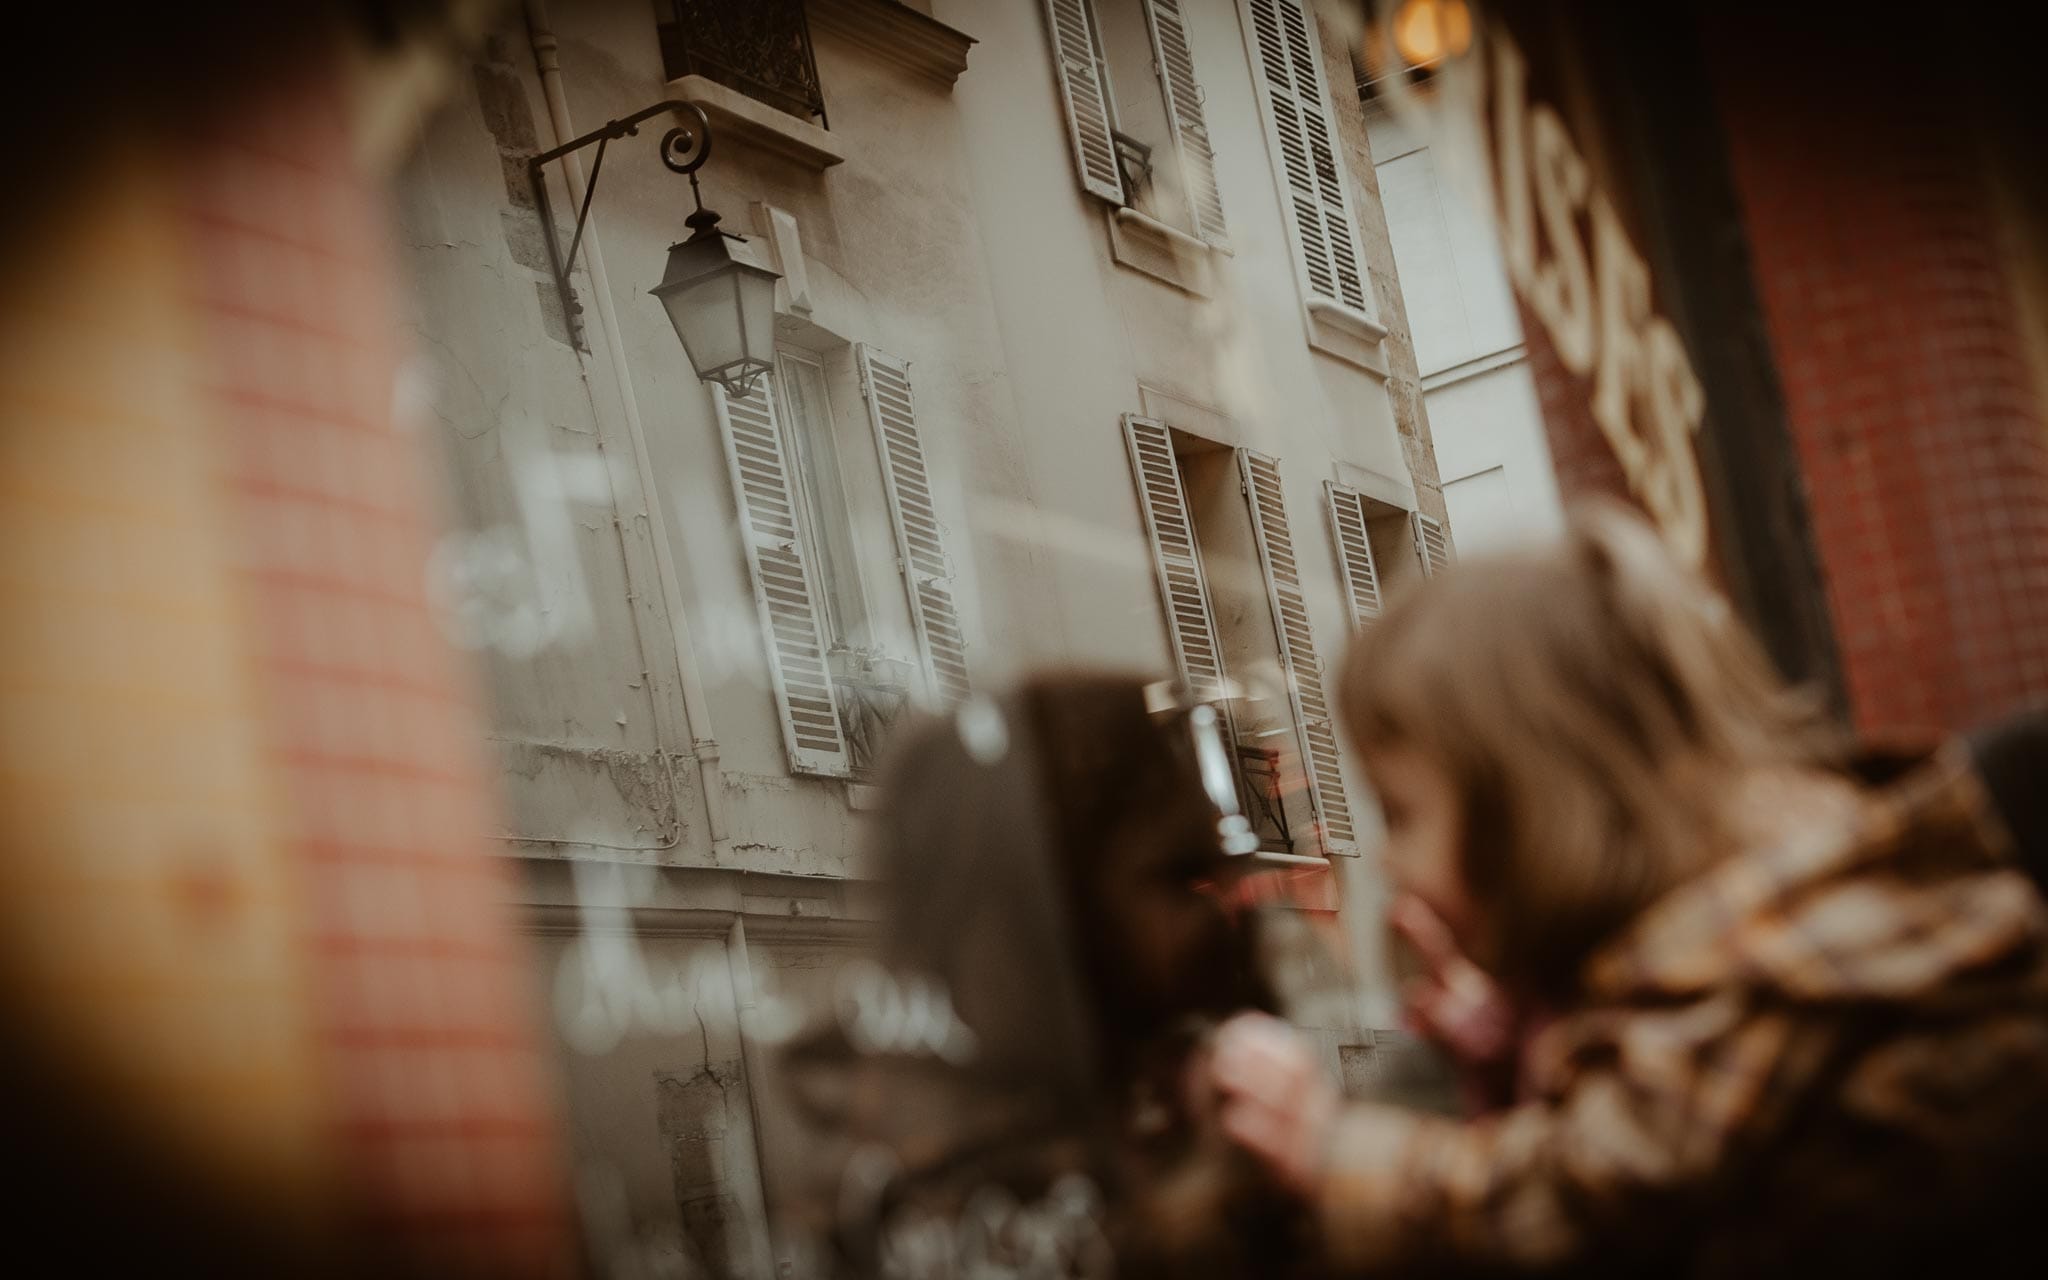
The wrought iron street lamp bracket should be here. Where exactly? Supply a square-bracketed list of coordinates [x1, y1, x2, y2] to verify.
[527, 99, 716, 347]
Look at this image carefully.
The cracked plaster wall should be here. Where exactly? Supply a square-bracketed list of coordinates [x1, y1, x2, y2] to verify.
[398, 1, 1464, 1256]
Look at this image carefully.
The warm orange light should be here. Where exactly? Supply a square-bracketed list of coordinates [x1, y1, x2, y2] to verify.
[1391, 0, 1474, 68]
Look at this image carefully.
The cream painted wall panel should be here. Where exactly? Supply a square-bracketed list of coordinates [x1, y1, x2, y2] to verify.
[1374, 147, 1472, 374]
[1416, 364, 1563, 553]
[399, 83, 660, 754]
[1444, 466, 1518, 551]
[1369, 102, 1560, 558]
[540, 930, 772, 1277]
[1370, 139, 1524, 375]
[1433, 147, 1523, 361]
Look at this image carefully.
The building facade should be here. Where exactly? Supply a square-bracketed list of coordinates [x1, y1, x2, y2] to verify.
[397, 0, 1458, 1271]
[1362, 81, 1561, 554]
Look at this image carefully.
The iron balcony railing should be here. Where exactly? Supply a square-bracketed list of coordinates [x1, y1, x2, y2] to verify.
[659, 0, 828, 129]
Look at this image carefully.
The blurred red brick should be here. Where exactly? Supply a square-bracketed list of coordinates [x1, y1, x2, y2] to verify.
[1711, 33, 2048, 739]
[179, 50, 575, 1277]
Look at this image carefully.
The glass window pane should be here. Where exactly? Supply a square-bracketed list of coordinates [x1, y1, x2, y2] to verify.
[775, 349, 868, 648]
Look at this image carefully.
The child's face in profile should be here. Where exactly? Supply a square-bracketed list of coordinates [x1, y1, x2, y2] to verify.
[1366, 745, 1479, 953]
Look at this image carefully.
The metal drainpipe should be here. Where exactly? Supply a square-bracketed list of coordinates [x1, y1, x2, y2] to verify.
[725, 913, 781, 1277]
[524, 0, 728, 846]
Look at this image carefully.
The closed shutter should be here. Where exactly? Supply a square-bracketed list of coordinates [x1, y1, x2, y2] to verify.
[1243, 0, 1370, 313]
[1143, 0, 1228, 246]
[1123, 415, 1230, 704]
[1240, 450, 1355, 855]
[1324, 481, 1383, 628]
[1412, 510, 1454, 578]
[857, 345, 971, 708]
[1045, 0, 1126, 203]
[711, 380, 852, 777]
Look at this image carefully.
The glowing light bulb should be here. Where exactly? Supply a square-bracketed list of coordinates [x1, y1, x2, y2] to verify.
[1391, 0, 1473, 68]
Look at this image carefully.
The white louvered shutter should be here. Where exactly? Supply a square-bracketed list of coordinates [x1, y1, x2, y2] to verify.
[1243, 0, 1370, 313]
[1123, 416, 1232, 706]
[1240, 450, 1356, 855]
[1143, 0, 1228, 246]
[1411, 510, 1454, 578]
[1045, 0, 1125, 203]
[712, 380, 851, 777]
[1324, 482, 1383, 629]
[858, 345, 971, 708]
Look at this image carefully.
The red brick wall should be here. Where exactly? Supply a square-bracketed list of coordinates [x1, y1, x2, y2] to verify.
[181, 58, 575, 1274]
[1492, 7, 2046, 736]
[1, 28, 575, 1271]
[1709, 33, 2048, 739]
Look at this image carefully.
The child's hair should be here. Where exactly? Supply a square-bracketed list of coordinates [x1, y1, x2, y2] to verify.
[1340, 501, 1838, 997]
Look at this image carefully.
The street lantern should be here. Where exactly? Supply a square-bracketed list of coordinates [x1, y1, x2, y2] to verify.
[649, 208, 780, 399]
[528, 99, 780, 398]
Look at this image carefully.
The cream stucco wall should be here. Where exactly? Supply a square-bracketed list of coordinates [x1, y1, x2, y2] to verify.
[1366, 94, 1564, 555]
[399, 0, 1457, 1268]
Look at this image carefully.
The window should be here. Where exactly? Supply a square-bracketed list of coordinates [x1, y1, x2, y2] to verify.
[855, 346, 971, 710]
[1240, 0, 1375, 321]
[1045, 0, 1229, 247]
[712, 372, 851, 777]
[1124, 416, 1355, 857]
[1327, 482, 1447, 629]
[659, 0, 828, 127]
[774, 348, 869, 650]
[1324, 481, 1386, 628]
[1411, 509, 1454, 577]
[711, 342, 971, 780]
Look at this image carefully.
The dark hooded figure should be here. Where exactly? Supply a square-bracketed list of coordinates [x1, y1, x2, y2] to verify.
[1966, 703, 2048, 896]
[761, 675, 1332, 1279]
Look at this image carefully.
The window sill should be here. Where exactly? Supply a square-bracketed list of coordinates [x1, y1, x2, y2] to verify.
[1305, 299, 1390, 378]
[789, 761, 854, 782]
[1107, 206, 1222, 298]
[1248, 848, 1333, 867]
[1118, 206, 1230, 258]
[1309, 298, 1389, 342]
[667, 74, 845, 171]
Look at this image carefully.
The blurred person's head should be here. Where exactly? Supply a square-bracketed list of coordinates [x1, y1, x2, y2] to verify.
[777, 677, 1300, 1280]
[1340, 502, 1834, 999]
[863, 675, 1273, 1100]
[1021, 677, 1271, 1041]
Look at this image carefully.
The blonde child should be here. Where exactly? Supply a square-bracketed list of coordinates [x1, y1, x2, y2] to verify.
[1211, 505, 2048, 1276]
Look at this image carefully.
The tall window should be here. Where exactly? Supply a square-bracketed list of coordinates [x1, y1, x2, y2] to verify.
[773, 348, 868, 650]
[1045, 0, 1230, 246]
[711, 343, 970, 779]
[1124, 416, 1355, 857]
[1240, 0, 1375, 319]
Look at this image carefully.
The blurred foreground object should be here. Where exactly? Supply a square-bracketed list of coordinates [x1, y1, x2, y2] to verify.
[1967, 703, 2048, 893]
[766, 676, 1364, 1278]
[1358, 0, 2048, 738]
[1218, 506, 2048, 1277]
[1, 3, 572, 1274]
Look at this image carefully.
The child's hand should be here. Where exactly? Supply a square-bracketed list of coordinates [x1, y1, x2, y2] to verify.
[1209, 1012, 1338, 1196]
[1391, 894, 1516, 1071]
